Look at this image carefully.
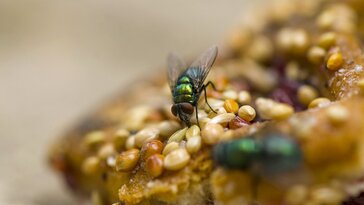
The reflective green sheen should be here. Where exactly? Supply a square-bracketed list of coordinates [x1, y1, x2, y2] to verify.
[173, 75, 195, 104]
[213, 133, 302, 175]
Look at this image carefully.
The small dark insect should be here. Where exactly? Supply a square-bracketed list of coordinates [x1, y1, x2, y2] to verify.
[167, 46, 218, 127]
[213, 132, 302, 202]
[213, 133, 302, 175]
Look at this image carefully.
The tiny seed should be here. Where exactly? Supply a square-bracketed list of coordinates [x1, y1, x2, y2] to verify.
[310, 187, 344, 205]
[270, 104, 294, 120]
[186, 135, 202, 154]
[256, 98, 293, 120]
[162, 142, 179, 155]
[125, 135, 136, 150]
[113, 128, 130, 151]
[284, 185, 308, 205]
[309, 98, 331, 108]
[146, 154, 164, 178]
[134, 127, 160, 148]
[186, 125, 200, 140]
[318, 32, 337, 49]
[326, 105, 348, 125]
[298, 85, 318, 106]
[238, 105, 256, 122]
[82, 156, 100, 175]
[164, 148, 190, 171]
[247, 35, 273, 62]
[167, 127, 187, 143]
[201, 123, 224, 145]
[238, 90, 252, 104]
[157, 120, 181, 138]
[327, 53, 343, 71]
[97, 143, 116, 159]
[317, 10, 335, 30]
[209, 113, 236, 125]
[228, 116, 249, 130]
[83, 131, 106, 149]
[115, 149, 140, 172]
[307, 46, 326, 64]
[142, 140, 164, 159]
[224, 99, 239, 113]
[222, 90, 238, 100]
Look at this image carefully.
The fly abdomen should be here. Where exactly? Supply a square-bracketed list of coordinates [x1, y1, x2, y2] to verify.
[173, 76, 195, 104]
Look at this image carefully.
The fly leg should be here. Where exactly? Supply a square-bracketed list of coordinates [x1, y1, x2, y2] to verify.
[201, 81, 218, 113]
[195, 105, 200, 127]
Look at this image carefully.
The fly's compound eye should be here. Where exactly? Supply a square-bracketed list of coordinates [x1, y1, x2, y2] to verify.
[171, 104, 178, 116]
[180, 103, 194, 115]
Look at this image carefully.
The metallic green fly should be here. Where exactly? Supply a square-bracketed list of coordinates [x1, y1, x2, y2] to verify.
[213, 132, 302, 202]
[167, 46, 218, 127]
[213, 132, 302, 175]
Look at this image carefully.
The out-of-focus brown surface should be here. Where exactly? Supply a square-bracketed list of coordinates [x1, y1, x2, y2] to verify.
[0, 0, 262, 204]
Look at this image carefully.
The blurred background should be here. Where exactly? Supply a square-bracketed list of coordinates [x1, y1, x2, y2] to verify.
[0, 0, 263, 204]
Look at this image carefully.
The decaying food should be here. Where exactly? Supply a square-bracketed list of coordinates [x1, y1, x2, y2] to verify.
[49, 0, 364, 204]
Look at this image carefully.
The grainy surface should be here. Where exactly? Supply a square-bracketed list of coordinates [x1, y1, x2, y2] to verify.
[0, 0, 262, 204]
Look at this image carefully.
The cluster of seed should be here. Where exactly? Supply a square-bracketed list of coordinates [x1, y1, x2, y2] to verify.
[284, 184, 345, 205]
[78, 85, 258, 177]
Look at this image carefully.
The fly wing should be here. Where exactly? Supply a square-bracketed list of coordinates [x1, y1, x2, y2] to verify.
[185, 45, 218, 90]
[167, 52, 187, 92]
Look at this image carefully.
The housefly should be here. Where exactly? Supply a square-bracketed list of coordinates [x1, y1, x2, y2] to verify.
[167, 46, 218, 127]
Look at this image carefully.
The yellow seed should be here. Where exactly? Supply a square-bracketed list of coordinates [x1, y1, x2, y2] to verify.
[310, 187, 344, 205]
[307, 46, 326, 64]
[199, 118, 211, 130]
[201, 123, 224, 145]
[82, 156, 100, 175]
[298, 85, 318, 106]
[317, 10, 335, 30]
[209, 113, 236, 124]
[238, 90, 252, 105]
[162, 142, 179, 155]
[157, 120, 181, 138]
[83, 131, 106, 149]
[186, 135, 202, 154]
[292, 29, 309, 54]
[208, 107, 226, 118]
[134, 127, 160, 148]
[97, 143, 116, 159]
[247, 35, 273, 62]
[276, 28, 309, 54]
[164, 148, 190, 171]
[255, 98, 293, 120]
[125, 135, 136, 150]
[112, 128, 130, 151]
[224, 99, 239, 113]
[327, 53, 343, 71]
[309, 97, 331, 108]
[186, 125, 200, 140]
[115, 149, 140, 172]
[284, 185, 308, 205]
[238, 105, 256, 122]
[270, 104, 294, 120]
[222, 90, 238, 100]
[167, 127, 187, 143]
[276, 28, 294, 52]
[146, 154, 164, 178]
[326, 105, 348, 125]
[318, 32, 337, 49]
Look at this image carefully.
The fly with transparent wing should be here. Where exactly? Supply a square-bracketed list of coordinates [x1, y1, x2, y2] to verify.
[167, 45, 218, 127]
